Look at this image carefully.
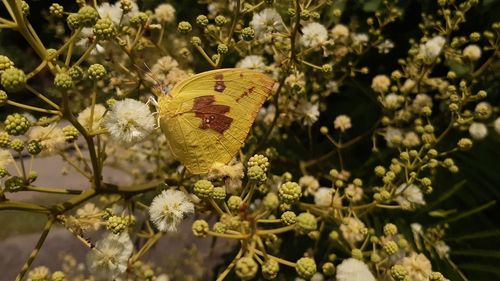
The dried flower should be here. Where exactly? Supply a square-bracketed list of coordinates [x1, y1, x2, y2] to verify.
[77, 104, 106, 132]
[400, 253, 432, 281]
[419, 36, 445, 60]
[340, 217, 366, 244]
[395, 184, 426, 209]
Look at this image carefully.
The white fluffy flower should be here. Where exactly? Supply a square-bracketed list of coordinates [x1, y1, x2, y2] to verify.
[236, 55, 266, 70]
[395, 184, 426, 209]
[28, 125, 66, 155]
[345, 184, 363, 202]
[412, 94, 433, 114]
[77, 104, 107, 132]
[300, 22, 328, 48]
[104, 99, 155, 145]
[351, 33, 369, 46]
[299, 175, 320, 196]
[385, 127, 403, 147]
[296, 100, 320, 126]
[149, 189, 194, 232]
[469, 122, 488, 140]
[400, 79, 416, 94]
[331, 24, 349, 40]
[371, 74, 391, 93]
[0, 149, 14, 169]
[419, 36, 446, 60]
[154, 3, 176, 23]
[251, 8, 284, 40]
[334, 115, 352, 132]
[340, 217, 366, 244]
[377, 39, 394, 54]
[463, 44, 481, 61]
[494, 117, 500, 134]
[400, 253, 432, 281]
[86, 232, 133, 281]
[336, 258, 375, 281]
[314, 187, 333, 207]
[97, 1, 138, 25]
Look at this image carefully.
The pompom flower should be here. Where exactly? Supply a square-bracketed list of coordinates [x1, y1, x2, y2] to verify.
[300, 22, 328, 48]
[149, 189, 194, 232]
[104, 99, 155, 145]
[251, 8, 284, 40]
[336, 258, 375, 281]
[86, 232, 133, 281]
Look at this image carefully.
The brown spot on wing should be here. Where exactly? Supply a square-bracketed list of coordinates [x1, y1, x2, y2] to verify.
[214, 73, 226, 93]
[193, 95, 233, 134]
[236, 86, 255, 103]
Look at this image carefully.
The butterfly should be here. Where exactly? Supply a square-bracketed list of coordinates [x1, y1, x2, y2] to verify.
[154, 68, 275, 174]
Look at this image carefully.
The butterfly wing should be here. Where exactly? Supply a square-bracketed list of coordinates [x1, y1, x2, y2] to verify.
[158, 68, 275, 174]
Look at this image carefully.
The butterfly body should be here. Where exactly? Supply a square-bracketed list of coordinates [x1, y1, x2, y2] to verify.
[157, 68, 275, 174]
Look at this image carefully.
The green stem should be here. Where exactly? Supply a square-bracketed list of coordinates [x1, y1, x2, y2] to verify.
[25, 85, 60, 110]
[26, 185, 82, 195]
[15, 218, 54, 281]
[6, 100, 61, 115]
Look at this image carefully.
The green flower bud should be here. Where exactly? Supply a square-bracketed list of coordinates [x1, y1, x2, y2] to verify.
[54, 72, 74, 89]
[390, 264, 408, 281]
[241, 27, 255, 41]
[1, 67, 27, 92]
[0, 167, 9, 178]
[214, 15, 227, 26]
[196, 15, 209, 26]
[322, 64, 333, 73]
[193, 179, 214, 199]
[383, 240, 399, 255]
[278, 181, 301, 203]
[68, 66, 84, 81]
[227, 195, 243, 211]
[217, 43, 228, 54]
[281, 211, 296, 225]
[190, 36, 202, 46]
[430, 272, 447, 281]
[0, 55, 14, 71]
[263, 192, 279, 210]
[457, 138, 472, 151]
[62, 125, 79, 142]
[120, 0, 133, 14]
[374, 165, 386, 177]
[262, 259, 279, 279]
[235, 256, 258, 280]
[247, 165, 266, 183]
[296, 212, 317, 234]
[248, 154, 270, 172]
[211, 186, 226, 200]
[5, 176, 25, 192]
[192, 219, 209, 236]
[49, 3, 64, 18]
[87, 64, 107, 80]
[27, 139, 42, 155]
[51, 271, 66, 281]
[383, 223, 398, 236]
[322, 262, 335, 276]
[106, 215, 130, 234]
[0, 132, 11, 148]
[0, 90, 7, 106]
[67, 13, 82, 30]
[21, 1, 29, 16]
[295, 257, 317, 279]
[178, 21, 192, 34]
[130, 12, 149, 27]
[78, 6, 99, 27]
[93, 18, 117, 41]
[351, 248, 363, 260]
[212, 222, 227, 233]
[4, 113, 31, 135]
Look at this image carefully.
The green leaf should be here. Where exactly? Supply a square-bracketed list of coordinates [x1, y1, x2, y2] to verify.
[417, 180, 465, 216]
[459, 264, 500, 277]
[429, 209, 457, 217]
[363, 0, 382, 12]
[445, 229, 500, 242]
[451, 250, 500, 259]
[432, 200, 496, 226]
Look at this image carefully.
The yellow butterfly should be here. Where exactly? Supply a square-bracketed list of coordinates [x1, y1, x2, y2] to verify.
[155, 68, 275, 174]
